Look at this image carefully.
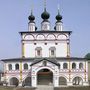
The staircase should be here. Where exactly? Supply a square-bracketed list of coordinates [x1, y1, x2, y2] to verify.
[36, 85, 54, 90]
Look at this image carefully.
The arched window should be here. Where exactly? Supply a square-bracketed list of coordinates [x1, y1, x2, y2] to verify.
[10, 77, 19, 86]
[15, 64, 19, 70]
[35, 47, 42, 57]
[59, 77, 67, 85]
[79, 63, 83, 69]
[24, 63, 28, 70]
[72, 63, 76, 69]
[8, 64, 12, 70]
[49, 47, 56, 57]
[73, 77, 83, 85]
[63, 63, 68, 69]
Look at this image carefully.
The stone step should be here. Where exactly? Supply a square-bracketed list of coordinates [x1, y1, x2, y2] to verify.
[36, 85, 54, 90]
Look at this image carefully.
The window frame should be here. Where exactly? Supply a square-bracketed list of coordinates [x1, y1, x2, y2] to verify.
[49, 47, 56, 57]
[35, 47, 42, 57]
[72, 63, 76, 69]
[8, 64, 12, 71]
[63, 63, 68, 69]
[79, 63, 83, 69]
[15, 64, 19, 70]
[24, 63, 28, 70]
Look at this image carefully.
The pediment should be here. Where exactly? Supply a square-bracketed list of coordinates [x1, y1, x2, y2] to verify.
[30, 58, 60, 67]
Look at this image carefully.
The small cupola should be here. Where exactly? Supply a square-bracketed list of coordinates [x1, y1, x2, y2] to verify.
[41, 8, 50, 21]
[41, 0, 51, 31]
[28, 10, 37, 31]
[56, 11, 62, 22]
[28, 11, 35, 22]
[54, 7, 63, 31]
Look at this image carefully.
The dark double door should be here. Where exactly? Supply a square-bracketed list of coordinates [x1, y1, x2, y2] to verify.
[37, 69, 53, 85]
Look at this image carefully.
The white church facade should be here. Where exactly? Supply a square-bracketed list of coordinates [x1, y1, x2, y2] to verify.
[1, 2, 89, 87]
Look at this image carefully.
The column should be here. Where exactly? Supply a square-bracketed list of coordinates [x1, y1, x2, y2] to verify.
[22, 43, 25, 58]
[67, 41, 70, 57]
[19, 60, 22, 86]
[54, 75, 59, 87]
[31, 75, 37, 87]
[67, 40, 72, 86]
[83, 61, 89, 86]
[53, 69, 59, 87]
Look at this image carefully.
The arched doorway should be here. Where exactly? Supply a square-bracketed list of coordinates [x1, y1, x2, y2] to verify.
[59, 77, 67, 85]
[37, 69, 53, 85]
[22, 77, 31, 86]
[10, 77, 19, 86]
[73, 77, 83, 85]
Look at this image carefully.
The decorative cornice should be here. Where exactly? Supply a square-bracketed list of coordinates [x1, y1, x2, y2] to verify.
[1, 57, 87, 62]
[19, 31, 72, 35]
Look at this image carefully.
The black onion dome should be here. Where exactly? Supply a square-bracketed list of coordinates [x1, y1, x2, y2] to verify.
[41, 8, 50, 20]
[28, 12, 35, 21]
[56, 12, 62, 21]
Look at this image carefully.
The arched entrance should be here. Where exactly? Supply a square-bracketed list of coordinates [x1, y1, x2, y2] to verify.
[73, 77, 83, 85]
[59, 77, 67, 85]
[22, 77, 31, 87]
[10, 77, 19, 86]
[37, 69, 53, 85]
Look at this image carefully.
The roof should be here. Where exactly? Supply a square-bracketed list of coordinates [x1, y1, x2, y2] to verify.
[19, 31, 72, 35]
[1, 57, 87, 62]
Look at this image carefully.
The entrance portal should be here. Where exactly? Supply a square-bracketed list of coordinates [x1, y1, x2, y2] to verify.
[37, 69, 53, 85]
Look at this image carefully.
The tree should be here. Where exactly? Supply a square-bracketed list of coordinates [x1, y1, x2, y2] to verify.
[85, 53, 90, 60]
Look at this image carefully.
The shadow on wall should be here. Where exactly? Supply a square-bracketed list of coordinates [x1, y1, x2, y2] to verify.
[89, 80, 90, 86]
[88, 61, 90, 85]
[0, 61, 4, 72]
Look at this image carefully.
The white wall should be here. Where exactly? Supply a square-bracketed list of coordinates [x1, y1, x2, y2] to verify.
[24, 42, 67, 57]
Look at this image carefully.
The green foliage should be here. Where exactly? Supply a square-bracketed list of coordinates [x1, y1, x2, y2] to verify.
[85, 53, 90, 60]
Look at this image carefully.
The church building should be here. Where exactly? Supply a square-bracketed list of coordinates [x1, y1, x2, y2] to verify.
[1, 1, 89, 87]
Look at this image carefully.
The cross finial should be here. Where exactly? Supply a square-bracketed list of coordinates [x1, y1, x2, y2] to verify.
[57, 4, 60, 15]
[30, 0, 34, 15]
[44, 0, 46, 9]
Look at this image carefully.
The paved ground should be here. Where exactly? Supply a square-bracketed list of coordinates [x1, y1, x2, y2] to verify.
[0, 86, 35, 90]
[54, 86, 90, 90]
[0, 86, 90, 90]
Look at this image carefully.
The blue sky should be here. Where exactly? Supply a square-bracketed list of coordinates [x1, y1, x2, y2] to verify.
[0, 0, 90, 60]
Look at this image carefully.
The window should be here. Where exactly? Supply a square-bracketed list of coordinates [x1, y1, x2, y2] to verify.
[51, 50, 55, 56]
[8, 64, 12, 70]
[35, 47, 42, 57]
[49, 47, 56, 57]
[15, 64, 19, 70]
[59, 64, 61, 69]
[37, 50, 41, 56]
[24, 63, 28, 70]
[72, 63, 76, 69]
[73, 77, 83, 85]
[79, 63, 83, 69]
[63, 63, 68, 69]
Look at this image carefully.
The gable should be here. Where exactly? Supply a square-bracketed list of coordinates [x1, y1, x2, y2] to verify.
[30, 58, 60, 67]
